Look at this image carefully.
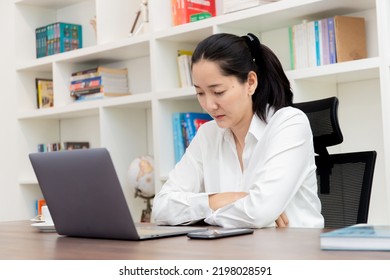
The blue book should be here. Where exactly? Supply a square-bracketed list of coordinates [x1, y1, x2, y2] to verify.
[327, 17, 336, 64]
[320, 224, 390, 251]
[182, 112, 212, 147]
[172, 112, 186, 163]
[70, 76, 102, 91]
[35, 26, 47, 58]
[171, 112, 212, 163]
[320, 18, 330, 65]
[59, 23, 82, 53]
[39, 22, 82, 57]
[314, 20, 321, 66]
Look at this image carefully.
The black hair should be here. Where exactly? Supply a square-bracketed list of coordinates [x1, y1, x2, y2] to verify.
[191, 33, 293, 122]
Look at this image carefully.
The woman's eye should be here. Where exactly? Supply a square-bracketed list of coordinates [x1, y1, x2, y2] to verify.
[215, 91, 225, 95]
[196, 91, 204, 96]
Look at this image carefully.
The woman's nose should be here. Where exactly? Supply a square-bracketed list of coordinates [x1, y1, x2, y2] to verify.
[203, 95, 218, 111]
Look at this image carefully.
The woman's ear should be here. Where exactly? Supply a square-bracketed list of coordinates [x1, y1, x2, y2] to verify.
[247, 71, 258, 95]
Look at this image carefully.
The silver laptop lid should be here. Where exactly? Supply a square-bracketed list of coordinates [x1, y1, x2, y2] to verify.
[30, 148, 207, 240]
[29, 148, 141, 240]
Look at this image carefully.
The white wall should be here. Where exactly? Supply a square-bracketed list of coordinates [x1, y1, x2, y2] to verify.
[0, 1, 34, 222]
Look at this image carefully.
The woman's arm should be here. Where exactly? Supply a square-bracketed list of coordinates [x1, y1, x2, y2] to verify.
[208, 192, 247, 211]
[209, 192, 289, 227]
[204, 110, 314, 228]
[152, 140, 212, 225]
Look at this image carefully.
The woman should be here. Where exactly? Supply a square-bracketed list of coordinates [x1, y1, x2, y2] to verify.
[153, 33, 324, 228]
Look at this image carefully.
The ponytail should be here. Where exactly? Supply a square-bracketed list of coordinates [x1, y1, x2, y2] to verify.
[241, 33, 293, 121]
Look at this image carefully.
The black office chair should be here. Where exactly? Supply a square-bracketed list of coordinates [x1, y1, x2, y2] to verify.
[294, 97, 377, 228]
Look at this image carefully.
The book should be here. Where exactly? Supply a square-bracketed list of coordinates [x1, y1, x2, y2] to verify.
[171, 112, 213, 163]
[35, 78, 54, 109]
[320, 224, 390, 251]
[293, 19, 323, 69]
[288, 26, 295, 70]
[35, 22, 82, 58]
[71, 66, 128, 77]
[71, 77, 129, 92]
[334, 15, 367, 62]
[177, 49, 193, 87]
[72, 86, 103, 97]
[75, 92, 106, 101]
[327, 17, 337, 64]
[314, 20, 321, 66]
[320, 18, 330, 65]
[35, 26, 47, 58]
[171, 0, 216, 26]
[182, 112, 213, 147]
[70, 66, 130, 99]
[37, 142, 61, 152]
[293, 20, 309, 69]
[310, 20, 323, 67]
[70, 76, 102, 91]
[172, 112, 186, 163]
[289, 15, 367, 69]
[307, 21, 316, 68]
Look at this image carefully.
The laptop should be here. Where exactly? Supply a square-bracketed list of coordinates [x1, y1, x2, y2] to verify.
[29, 147, 206, 240]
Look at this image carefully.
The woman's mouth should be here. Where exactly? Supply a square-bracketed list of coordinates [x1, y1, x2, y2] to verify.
[214, 114, 225, 120]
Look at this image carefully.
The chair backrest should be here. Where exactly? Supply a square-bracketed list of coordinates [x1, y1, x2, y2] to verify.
[316, 151, 376, 228]
[293, 97, 377, 228]
[293, 96, 343, 156]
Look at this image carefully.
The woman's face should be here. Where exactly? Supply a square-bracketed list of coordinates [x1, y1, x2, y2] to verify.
[192, 59, 257, 131]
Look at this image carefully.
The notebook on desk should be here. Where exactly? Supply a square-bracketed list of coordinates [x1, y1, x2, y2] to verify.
[29, 147, 206, 240]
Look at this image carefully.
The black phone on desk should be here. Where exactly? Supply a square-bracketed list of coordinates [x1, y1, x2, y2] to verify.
[187, 228, 254, 239]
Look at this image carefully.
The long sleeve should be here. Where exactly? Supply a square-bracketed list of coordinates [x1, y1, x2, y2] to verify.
[152, 141, 214, 225]
[152, 107, 324, 228]
[205, 108, 323, 228]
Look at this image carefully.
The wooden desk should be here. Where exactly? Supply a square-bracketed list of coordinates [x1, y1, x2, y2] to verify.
[0, 221, 389, 260]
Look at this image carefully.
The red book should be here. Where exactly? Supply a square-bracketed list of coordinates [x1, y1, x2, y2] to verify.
[172, 0, 216, 26]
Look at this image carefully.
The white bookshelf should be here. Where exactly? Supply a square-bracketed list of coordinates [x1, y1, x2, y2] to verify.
[13, 0, 390, 224]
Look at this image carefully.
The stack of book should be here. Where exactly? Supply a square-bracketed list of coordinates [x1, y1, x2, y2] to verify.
[177, 50, 193, 88]
[172, 112, 213, 163]
[70, 66, 130, 101]
[289, 15, 367, 69]
[35, 22, 82, 58]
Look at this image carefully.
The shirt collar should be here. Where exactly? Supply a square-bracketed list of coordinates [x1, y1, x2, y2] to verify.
[247, 114, 266, 141]
[248, 106, 275, 141]
[221, 107, 274, 143]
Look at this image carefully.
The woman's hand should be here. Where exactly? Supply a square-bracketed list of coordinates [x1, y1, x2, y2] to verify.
[275, 212, 289, 227]
[209, 193, 289, 227]
[208, 192, 247, 211]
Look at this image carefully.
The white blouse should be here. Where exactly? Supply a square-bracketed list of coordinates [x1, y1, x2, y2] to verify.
[152, 106, 324, 228]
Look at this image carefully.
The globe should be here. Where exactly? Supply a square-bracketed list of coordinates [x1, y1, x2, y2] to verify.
[127, 155, 155, 198]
